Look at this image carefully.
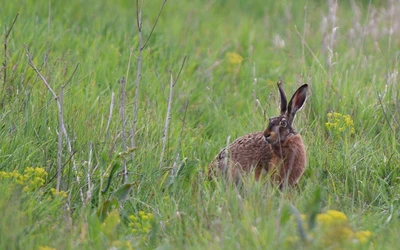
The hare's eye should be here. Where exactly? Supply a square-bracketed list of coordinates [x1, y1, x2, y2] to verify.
[280, 120, 287, 127]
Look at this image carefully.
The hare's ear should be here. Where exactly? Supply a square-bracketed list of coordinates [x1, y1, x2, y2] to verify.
[277, 80, 287, 115]
[287, 84, 308, 124]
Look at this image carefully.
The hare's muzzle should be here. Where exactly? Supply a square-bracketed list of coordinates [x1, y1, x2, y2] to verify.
[264, 130, 274, 144]
[264, 135, 273, 144]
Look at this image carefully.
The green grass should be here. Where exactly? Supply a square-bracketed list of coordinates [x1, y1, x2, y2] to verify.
[1, 0, 400, 249]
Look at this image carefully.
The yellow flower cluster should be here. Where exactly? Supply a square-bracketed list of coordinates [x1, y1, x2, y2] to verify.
[317, 209, 348, 224]
[355, 230, 373, 244]
[226, 52, 243, 64]
[325, 112, 355, 134]
[316, 210, 353, 245]
[111, 240, 134, 250]
[317, 210, 372, 245]
[50, 188, 68, 199]
[38, 246, 56, 250]
[289, 210, 373, 247]
[129, 211, 154, 234]
[0, 167, 48, 192]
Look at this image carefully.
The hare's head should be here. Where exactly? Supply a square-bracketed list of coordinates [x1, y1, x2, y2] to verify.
[264, 81, 308, 145]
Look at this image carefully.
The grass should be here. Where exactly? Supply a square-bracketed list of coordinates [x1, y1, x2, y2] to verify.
[1, 0, 400, 249]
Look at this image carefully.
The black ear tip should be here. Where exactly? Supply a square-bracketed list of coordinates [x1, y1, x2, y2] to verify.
[299, 84, 308, 92]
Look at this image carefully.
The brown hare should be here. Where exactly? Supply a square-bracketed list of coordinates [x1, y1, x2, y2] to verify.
[209, 80, 309, 189]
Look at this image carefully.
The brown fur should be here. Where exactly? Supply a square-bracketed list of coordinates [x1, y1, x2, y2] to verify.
[269, 134, 306, 186]
[208, 81, 309, 188]
[209, 132, 306, 186]
[209, 132, 271, 182]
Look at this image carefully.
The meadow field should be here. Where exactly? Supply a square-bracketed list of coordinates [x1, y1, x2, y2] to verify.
[1, 0, 399, 249]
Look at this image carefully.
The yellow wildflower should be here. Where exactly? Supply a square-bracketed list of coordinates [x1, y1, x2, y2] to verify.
[344, 115, 354, 126]
[24, 167, 48, 178]
[50, 188, 68, 198]
[335, 226, 354, 239]
[129, 215, 138, 221]
[326, 210, 347, 222]
[326, 112, 355, 135]
[289, 209, 373, 248]
[129, 211, 154, 234]
[325, 122, 331, 129]
[111, 240, 134, 250]
[38, 246, 56, 250]
[333, 112, 342, 118]
[355, 230, 373, 243]
[226, 52, 243, 64]
[316, 213, 333, 225]
[0, 171, 8, 178]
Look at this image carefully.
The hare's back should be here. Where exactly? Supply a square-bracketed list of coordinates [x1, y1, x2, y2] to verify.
[217, 132, 272, 171]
